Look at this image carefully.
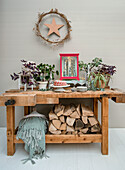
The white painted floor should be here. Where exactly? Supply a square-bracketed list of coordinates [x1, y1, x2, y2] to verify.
[0, 128, 125, 170]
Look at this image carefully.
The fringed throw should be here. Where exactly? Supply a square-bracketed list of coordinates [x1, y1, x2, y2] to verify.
[16, 111, 48, 164]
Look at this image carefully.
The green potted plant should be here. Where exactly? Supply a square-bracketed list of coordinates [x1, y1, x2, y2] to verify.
[79, 57, 116, 90]
[89, 71, 107, 90]
[79, 57, 102, 73]
[97, 64, 116, 87]
[35, 63, 59, 90]
[79, 57, 103, 82]
[10, 60, 40, 91]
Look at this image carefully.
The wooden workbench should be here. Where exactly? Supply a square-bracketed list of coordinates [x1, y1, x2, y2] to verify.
[0, 88, 124, 156]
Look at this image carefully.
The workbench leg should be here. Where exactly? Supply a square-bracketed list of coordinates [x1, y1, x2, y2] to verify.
[6, 106, 15, 156]
[101, 97, 109, 155]
[93, 98, 98, 119]
[24, 106, 30, 116]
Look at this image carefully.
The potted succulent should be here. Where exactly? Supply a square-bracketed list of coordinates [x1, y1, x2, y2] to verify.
[35, 63, 59, 90]
[10, 60, 40, 91]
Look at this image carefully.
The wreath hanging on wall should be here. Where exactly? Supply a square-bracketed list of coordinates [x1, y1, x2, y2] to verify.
[35, 9, 72, 45]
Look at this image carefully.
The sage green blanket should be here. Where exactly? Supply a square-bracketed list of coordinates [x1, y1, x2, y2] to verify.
[16, 111, 48, 164]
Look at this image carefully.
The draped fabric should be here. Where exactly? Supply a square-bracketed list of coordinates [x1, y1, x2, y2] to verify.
[16, 111, 48, 164]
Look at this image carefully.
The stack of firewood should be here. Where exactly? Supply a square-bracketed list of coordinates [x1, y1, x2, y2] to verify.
[49, 104, 100, 135]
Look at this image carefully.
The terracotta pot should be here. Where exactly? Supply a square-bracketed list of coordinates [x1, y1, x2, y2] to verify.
[96, 80, 106, 89]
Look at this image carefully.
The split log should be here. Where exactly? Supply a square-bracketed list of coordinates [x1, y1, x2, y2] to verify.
[82, 116, 88, 124]
[67, 132, 72, 135]
[80, 128, 88, 134]
[63, 105, 72, 116]
[52, 120, 61, 129]
[59, 116, 65, 123]
[57, 107, 64, 117]
[75, 119, 84, 130]
[54, 104, 62, 114]
[70, 104, 76, 112]
[81, 104, 94, 116]
[88, 117, 98, 126]
[49, 123, 57, 131]
[49, 111, 58, 120]
[66, 117, 75, 126]
[84, 123, 91, 128]
[67, 125, 74, 132]
[70, 111, 80, 119]
[50, 130, 61, 135]
[78, 132, 83, 135]
[60, 123, 67, 131]
[72, 131, 78, 135]
[61, 130, 66, 134]
[91, 125, 100, 133]
[76, 104, 81, 116]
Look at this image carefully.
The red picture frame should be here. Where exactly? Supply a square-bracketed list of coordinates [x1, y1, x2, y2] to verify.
[60, 53, 79, 80]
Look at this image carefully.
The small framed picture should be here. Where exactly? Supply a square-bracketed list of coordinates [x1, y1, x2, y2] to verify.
[60, 53, 79, 80]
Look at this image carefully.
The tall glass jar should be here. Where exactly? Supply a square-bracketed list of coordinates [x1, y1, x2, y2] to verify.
[79, 69, 87, 81]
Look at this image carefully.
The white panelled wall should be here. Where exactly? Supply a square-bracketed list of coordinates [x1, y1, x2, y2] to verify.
[0, 0, 125, 127]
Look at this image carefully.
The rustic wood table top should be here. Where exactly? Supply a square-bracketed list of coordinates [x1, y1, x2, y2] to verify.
[1, 88, 124, 97]
[0, 88, 124, 106]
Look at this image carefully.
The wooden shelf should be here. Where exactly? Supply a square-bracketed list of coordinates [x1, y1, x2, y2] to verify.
[14, 133, 102, 144]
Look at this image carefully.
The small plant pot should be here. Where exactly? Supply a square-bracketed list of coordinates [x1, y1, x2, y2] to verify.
[38, 81, 48, 90]
[96, 80, 106, 89]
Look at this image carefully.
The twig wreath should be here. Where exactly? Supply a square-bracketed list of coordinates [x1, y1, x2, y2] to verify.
[35, 9, 72, 45]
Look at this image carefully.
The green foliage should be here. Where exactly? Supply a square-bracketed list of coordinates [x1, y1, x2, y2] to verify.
[79, 61, 88, 72]
[79, 57, 102, 73]
[89, 71, 107, 89]
[36, 63, 59, 81]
